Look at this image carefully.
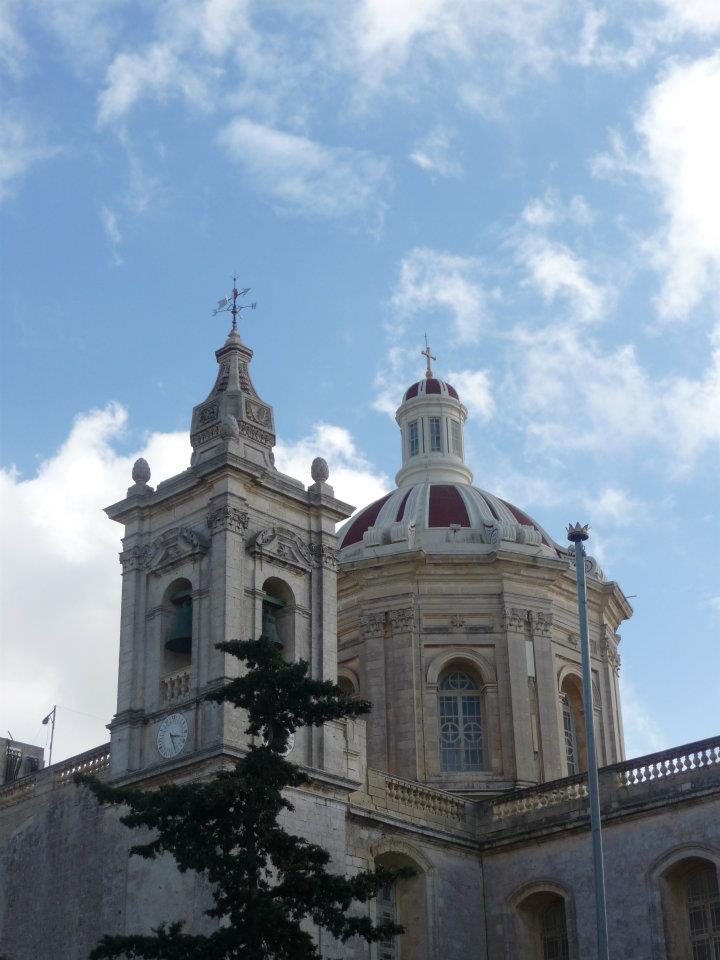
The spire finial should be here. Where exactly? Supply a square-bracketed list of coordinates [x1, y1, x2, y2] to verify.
[421, 333, 436, 379]
[212, 275, 256, 335]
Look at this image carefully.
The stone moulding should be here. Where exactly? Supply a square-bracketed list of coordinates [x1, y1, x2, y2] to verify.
[207, 506, 249, 535]
[121, 526, 210, 574]
[250, 526, 314, 574]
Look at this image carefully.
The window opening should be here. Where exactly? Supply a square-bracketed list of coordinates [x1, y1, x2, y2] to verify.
[409, 421, 419, 457]
[165, 589, 192, 656]
[429, 417, 442, 452]
[686, 865, 720, 959]
[561, 694, 578, 776]
[439, 670, 483, 772]
[450, 420, 462, 456]
[261, 593, 285, 648]
[377, 880, 398, 960]
[540, 900, 570, 960]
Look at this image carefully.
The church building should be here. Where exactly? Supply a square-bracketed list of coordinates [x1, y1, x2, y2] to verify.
[1, 317, 718, 960]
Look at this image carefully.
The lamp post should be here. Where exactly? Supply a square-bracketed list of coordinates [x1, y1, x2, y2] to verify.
[567, 523, 609, 960]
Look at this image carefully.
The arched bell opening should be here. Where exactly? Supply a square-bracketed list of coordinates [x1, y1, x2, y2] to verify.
[559, 675, 586, 775]
[260, 578, 295, 658]
[162, 578, 193, 676]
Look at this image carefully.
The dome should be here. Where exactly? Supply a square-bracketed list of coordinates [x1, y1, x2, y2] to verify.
[403, 378, 459, 401]
[338, 481, 563, 559]
[338, 343, 567, 563]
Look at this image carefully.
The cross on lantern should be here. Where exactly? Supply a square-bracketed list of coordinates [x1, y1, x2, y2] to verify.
[421, 334, 436, 379]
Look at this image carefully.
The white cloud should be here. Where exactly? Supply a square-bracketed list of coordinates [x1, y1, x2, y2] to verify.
[593, 54, 720, 322]
[638, 54, 720, 321]
[0, 115, 60, 202]
[517, 235, 608, 324]
[0, 405, 190, 762]
[100, 205, 123, 264]
[218, 118, 390, 220]
[274, 422, 390, 513]
[521, 190, 594, 228]
[582, 486, 646, 526]
[0, 0, 28, 75]
[446, 369, 493, 421]
[657, 0, 720, 35]
[390, 247, 491, 343]
[509, 323, 720, 471]
[409, 127, 462, 178]
[0, 406, 386, 761]
[98, 43, 210, 126]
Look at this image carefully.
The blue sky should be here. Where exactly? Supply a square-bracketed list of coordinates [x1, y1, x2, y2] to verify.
[1, 0, 718, 764]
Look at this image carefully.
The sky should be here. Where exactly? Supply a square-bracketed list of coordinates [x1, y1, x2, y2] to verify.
[1, 0, 719, 766]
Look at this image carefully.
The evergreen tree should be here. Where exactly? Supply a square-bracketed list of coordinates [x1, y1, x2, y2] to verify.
[80, 637, 410, 960]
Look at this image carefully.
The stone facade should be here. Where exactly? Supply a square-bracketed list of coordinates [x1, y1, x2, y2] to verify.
[1, 333, 718, 960]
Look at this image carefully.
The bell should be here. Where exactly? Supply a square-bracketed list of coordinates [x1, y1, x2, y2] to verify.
[165, 591, 193, 654]
[260, 595, 284, 648]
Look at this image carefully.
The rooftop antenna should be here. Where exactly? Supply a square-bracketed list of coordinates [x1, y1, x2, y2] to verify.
[421, 333, 436, 379]
[212, 274, 256, 335]
[41, 705, 56, 767]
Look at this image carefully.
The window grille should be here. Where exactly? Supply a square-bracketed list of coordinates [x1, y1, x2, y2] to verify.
[409, 421, 420, 457]
[561, 694, 578, 776]
[377, 880, 398, 960]
[450, 420, 461, 455]
[439, 671, 483, 772]
[540, 900, 570, 960]
[429, 417, 442, 452]
[685, 865, 720, 960]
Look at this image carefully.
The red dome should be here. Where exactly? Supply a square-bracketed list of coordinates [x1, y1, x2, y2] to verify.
[403, 379, 459, 402]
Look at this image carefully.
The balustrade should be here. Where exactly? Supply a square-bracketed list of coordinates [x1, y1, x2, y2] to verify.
[161, 669, 191, 702]
[612, 735, 720, 787]
[54, 744, 111, 785]
[487, 734, 720, 824]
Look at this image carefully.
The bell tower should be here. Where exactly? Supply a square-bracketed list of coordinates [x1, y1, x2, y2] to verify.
[105, 301, 355, 784]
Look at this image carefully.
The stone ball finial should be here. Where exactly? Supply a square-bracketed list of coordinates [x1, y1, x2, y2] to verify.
[311, 457, 329, 484]
[220, 415, 240, 440]
[132, 457, 151, 485]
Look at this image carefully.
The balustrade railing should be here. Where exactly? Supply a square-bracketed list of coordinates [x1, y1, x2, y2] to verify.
[610, 735, 720, 788]
[487, 734, 720, 823]
[160, 669, 191, 702]
[490, 775, 588, 820]
[385, 775, 467, 822]
[54, 743, 111, 785]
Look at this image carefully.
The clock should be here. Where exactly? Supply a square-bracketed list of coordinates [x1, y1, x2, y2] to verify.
[156, 713, 188, 759]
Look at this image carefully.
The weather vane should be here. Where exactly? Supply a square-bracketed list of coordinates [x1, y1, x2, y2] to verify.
[421, 333, 436, 378]
[212, 275, 256, 333]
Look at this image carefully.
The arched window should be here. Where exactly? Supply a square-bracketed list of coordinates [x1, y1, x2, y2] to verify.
[337, 675, 357, 698]
[561, 693, 578, 776]
[658, 855, 720, 959]
[514, 889, 572, 960]
[261, 578, 295, 657]
[438, 669, 483, 772]
[374, 849, 429, 960]
[559, 676, 586, 775]
[162, 579, 193, 676]
[377, 879, 398, 960]
[685, 863, 720, 957]
[539, 899, 570, 960]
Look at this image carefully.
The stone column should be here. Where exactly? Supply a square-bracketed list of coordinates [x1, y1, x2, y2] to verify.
[205, 494, 249, 753]
[502, 606, 536, 785]
[532, 610, 565, 782]
[361, 611, 388, 771]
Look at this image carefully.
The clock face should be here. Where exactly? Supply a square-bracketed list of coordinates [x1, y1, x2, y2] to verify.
[156, 713, 188, 759]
